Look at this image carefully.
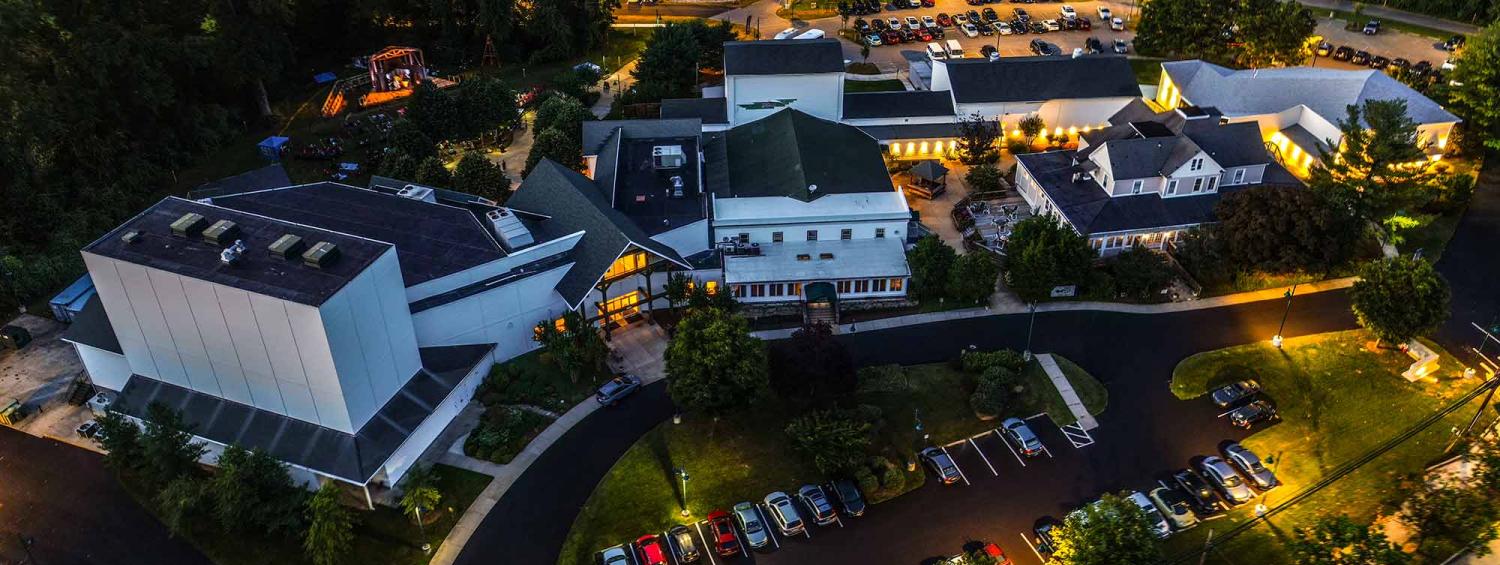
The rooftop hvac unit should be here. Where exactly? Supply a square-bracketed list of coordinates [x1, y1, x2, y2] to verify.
[219, 239, 247, 266]
[652, 145, 686, 169]
[202, 220, 241, 247]
[396, 184, 437, 203]
[669, 175, 685, 198]
[486, 208, 535, 251]
[268, 234, 306, 260]
[170, 213, 208, 238]
[121, 230, 143, 244]
[302, 241, 341, 269]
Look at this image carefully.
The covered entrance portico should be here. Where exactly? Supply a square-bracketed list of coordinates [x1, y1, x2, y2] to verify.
[804, 282, 839, 326]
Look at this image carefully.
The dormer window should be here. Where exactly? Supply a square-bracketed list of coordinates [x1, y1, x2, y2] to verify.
[1131, 180, 1144, 194]
[1190, 158, 1204, 171]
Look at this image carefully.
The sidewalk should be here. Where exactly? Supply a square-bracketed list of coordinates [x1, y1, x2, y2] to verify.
[1294, 0, 1478, 34]
[752, 277, 1358, 339]
[1034, 353, 1099, 431]
[590, 60, 639, 119]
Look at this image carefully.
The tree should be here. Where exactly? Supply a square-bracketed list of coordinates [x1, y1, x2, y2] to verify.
[1107, 246, 1175, 301]
[399, 465, 442, 526]
[524, 129, 585, 176]
[1135, 0, 1312, 67]
[665, 307, 768, 416]
[1402, 480, 1500, 561]
[969, 366, 1015, 418]
[533, 310, 608, 383]
[157, 475, 210, 537]
[1050, 492, 1163, 565]
[95, 411, 145, 477]
[389, 119, 439, 162]
[1290, 515, 1411, 565]
[414, 156, 452, 187]
[1447, 21, 1500, 151]
[965, 164, 1004, 195]
[947, 253, 999, 304]
[406, 81, 463, 141]
[1018, 114, 1046, 147]
[956, 113, 1002, 164]
[1308, 100, 1448, 244]
[1214, 185, 1361, 273]
[686, 19, 738, 71]
[630, 23, 702, 102]
[211, 445, 305, 535]
[1349, 256, 1450, 345]
[141, 403, 207, 489]
[304, 483, 355, 565]
[907, 235, 957, 301]
[204, 0, 296, 119]
[768, 323, 857, 407]
[1233, 0, 1316, 67]
[456, 76, 523, 139]
[784, 408, 873, 475]
[532, 94, 593, 141]
[1004, 215, 1096, 303]
[452, 153, 511, 203]
[665, 273, 693, 309]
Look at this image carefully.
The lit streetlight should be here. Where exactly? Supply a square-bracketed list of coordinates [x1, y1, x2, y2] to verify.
[1272, 284, 1298, 349]
[678, 468, 691, 517]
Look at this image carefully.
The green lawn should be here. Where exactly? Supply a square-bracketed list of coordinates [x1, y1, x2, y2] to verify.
[844, 79, 906, 93]
[1129, 57, 1165, 86]
[1322, 10, 1453, 40]
[1163, 330, 1479, 563]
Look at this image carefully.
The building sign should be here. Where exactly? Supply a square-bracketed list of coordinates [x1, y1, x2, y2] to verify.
[738, 99, 797, 111]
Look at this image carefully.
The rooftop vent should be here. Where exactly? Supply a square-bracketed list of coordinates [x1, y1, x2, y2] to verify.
[219, 240, 247, 266]
[652, 145, 686, 169]
[819, 252, 835, 260]
[202, 220, 241, 247]
[796, 254, 811, 261]
[486, 208, 535, 251]
[121, 230, 143, 244]
[396, 184, 437, 203]
[302, 241, 340, 269]
[170, 213, 208, 238]
[268, 234, 306, 260]
[669, 175, 685, 199]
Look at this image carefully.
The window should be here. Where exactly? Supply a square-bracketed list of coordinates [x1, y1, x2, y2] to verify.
[1131, 179, 1144, 194]
[705, 281, 719, 294]
[737, 233, 749, 244]
[732, 285, 745, 298]
[1166, 180, 1178, 195]
[1207, 176, 1218, 192]
[1192, 178, 1204, 193]
[875, 228, 886, 238]
[855, 279, 870, 293]
[1190, 157, 1204, 171]
[841, 228, 852, 240]
[598, 291, 643, 323]
[819, 252, 834, 260]
[789, 282, 802, 296]
[750, 284, 766, 297]
[603, 251, 648, 280]
[1090, 238, 1103, 250]
[890, 278, 904, 291]
[837, 280, 852, 294]
[796, 253, 811, 261]
[772, 231, 783, 243]
[1232, 168, 1245, 184]
[873, 279, 887, 292]
[769, 283, 784, 297]
[806, 230, 818, 241]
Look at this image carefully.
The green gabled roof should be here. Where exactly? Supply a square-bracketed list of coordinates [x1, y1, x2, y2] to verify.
[721, 109, 895, 202]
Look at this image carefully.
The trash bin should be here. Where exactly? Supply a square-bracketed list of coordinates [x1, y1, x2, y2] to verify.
[0, 325, 31, 350]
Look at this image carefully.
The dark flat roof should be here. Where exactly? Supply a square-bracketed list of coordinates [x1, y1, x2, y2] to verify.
[841, 91, 956, 119]
[610, 136, 707, 235]
[111, 344, 492, 483]
[186, 164, 293, 200]
[723, 40, 845, 76]
[84, 197, 390, 305]
[62, 294, 121, 355]
[661, 98, 729, 124]
[943, 55, 1139, 104]
[211, 183, 506, 287]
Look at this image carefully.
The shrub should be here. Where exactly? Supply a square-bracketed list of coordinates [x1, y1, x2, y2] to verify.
[970, 373, 1009, 418]
[874, 457, 906, 494]
[965, 164, 1005, 194]
[785, 409, 874, 475]
[1006, 140, 1030, 155]
[961, 349, 1026, 374]
[854, 466, 880, 496]
[464, 407, 550, 463]
[1107, 246, 1175, 302]
[856, 365, 910, 393]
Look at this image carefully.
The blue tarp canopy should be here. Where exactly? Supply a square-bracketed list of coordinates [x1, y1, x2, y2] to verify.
[313, 71, 338, 84]
[258, 136, 290, 161]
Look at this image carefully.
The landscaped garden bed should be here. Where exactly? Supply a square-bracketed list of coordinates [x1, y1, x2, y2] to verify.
[465, 345, 614, 464]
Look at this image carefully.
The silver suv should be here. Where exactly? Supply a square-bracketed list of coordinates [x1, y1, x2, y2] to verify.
[764, 492, 805, 536]
[1225, 443, 1279, 490]
[797, 484, 838, 526]
[732, 501, 769, 548]
[1199, 456, 1254, 504]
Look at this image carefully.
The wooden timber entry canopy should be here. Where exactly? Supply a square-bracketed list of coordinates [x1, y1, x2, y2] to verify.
[369, 46, 429, 92]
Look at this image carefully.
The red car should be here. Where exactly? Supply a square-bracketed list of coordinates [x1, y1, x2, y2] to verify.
[881, 29, 902, 44]
[915, 27, 933, 41]
[936, 12, 952, 26]
[636, 534, 667, 565]
[920, 0, 934, 6]
[707, 510, 741, 556]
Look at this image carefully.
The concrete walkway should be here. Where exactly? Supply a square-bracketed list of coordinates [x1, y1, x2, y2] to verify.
[429, 322, 669, 565]
[590, 60, 639, 119]
[753, 276, 1357, 339]
[1034, 353, 1098, 431]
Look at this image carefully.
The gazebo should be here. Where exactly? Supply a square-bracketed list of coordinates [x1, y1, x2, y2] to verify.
[905, 160, 949, 199]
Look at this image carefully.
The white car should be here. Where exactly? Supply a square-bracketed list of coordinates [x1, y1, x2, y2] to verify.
[1129, 491, 1173, 539]
[1042, 19, 1062, 31]
[905, 16, 921, 29]
[953, 13, 970, 25]
[922, 15, 938, 29]
[1110, 17, 1125, 30]
[773, 27, 800, 40]
[995, 21, 1012, 35]
[888, 16, 902, 29]
[1060, 5, 1076, 19]
[601, 544, 633, 565]
[1097, 6, 1112, 19]
[961, 23, 980, 37]
[764, 492, 806, 536]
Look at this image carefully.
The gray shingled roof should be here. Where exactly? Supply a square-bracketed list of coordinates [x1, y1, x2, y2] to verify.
[506, 160, 690, 309]
[723, 40, 845, 75]
[942, 55, 1139, 104]
[841, 91, 956, 119]
[1161, 60, 1460, 126]
[187, 164, 293, 200]
[581, 119, 702, 156]
[661, 97, 729, 124]
[1100, 137, 1199, 179]
[1186, 121, 1269, 168]
[855, 122, 962, 140]
[720, 109, 895, 201]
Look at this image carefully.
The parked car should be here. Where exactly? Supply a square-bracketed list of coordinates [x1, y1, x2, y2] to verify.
[1225, 442, 1279, 490]
[1389, 57, 1411, 73]
[1041, 18, 1061, 31]
[1011, 18, 1028, 34]
[922, 15, 938, 28]
[995, 21, 1013, 35]
[1129, 491, 1173, 538]
[1440, 34, 1466, 51]
[764, 492, 806, 536]
[1112, 38, 1129, 53]
[865, 33, 883, 46]
[732, 502, 770, 548]
[1199, 456, 1255, 504]
[797, 484, 839, 525]
[947, 542, 1013, 565]
[1413, 60, 1433, 74]
[854, 18, 871, 32]
[1063, 17, 1079, 31]
[916, 27, 934, 41]
[1210, 379, 1260, 407]
[966, 9, 983, 23]
[1084, 36, 1103, 53]
[1363, 19, 1381, 35]
[601, 544, 633, 565]
[1001, 417, 1045, 456]
[1096, 6, 1111, 19]
[1316, 41, 1333, 57]
[976, 21, 993, 35]
[905, 15, 921, 28]
[1029, 39, 1061, 56]
[1173, 468, 1224, 517]
[773, 27, 800, 40]
[953, 13, 970, 25]
[921, 0, 935, 7]
[596, 374, 642, 405]
[936, 12, 953, 26]
[1149, 486, 1200, 530]
[980, 44, 999, 59]
[1110, 17, 1125, 30]
[706, 510, 741, 556]
[666, 525, 700, 563]
[982, 7, 999, 21]
[1228, 400, 1278, 429]
[921, 447, 964, 484]
[899, 28, 917, 42]
[76, 419, 102, 438]
[882, 29, 902, 44]
[636, 534, 668, 565]
[1033, 522, 1059, 558]
[961, 23, 980, 37]
[1012, 7, 1030, 21]
[1333, 45, 1354, 61]
[1029, 20, 1048, 34]
[1370, 54, 1390, 69]
[1059, 4, 1076, 19]
[1077, 16, 1091, 30]
[829, 479, 867, 517]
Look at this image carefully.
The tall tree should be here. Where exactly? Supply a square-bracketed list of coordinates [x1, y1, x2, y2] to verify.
[1233, 0, 1316, 67]
[532, 94, 593, 142]
[1004, 215, 1096, 303]
[157, 475, 210, 537]
[1106, 246, 1176, 301]
[1050, 492, 1163, 565]
[768, 323, 857, 407]
[907, 235, 957, 301]
[95, 411, 146, 477]
[455, 77, 522, 140]
[1290, 515, 1411, 565]
[452, 153, 511, 203]
[956, 113, 1002, 164]
[630, 23, 703, 103]
[1214, 185, 1361, 273]
[210, 445, 304, 535]
[533, 310, 608, 383]
[205, 0, 296, 119]
[1134, 0, 1238, 64]
[406, 81, 463, 141]
[141, 403, 207, 489]
[524, 130, 586, 176]
[947, 252, 999, 304]
[1349, 256, 1450, 345]
[1308, 100, 1447, 245]
[1018, 114, 1046, 147]
[1402, 480, 1500, 561]
[414, 156, 452, 187]
[304, 483, 355, 565]
[1446, 21, 1500, 151]
[665, 307, 768, 416]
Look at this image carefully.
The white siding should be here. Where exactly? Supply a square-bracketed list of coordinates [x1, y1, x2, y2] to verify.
[410, 265, 572, 362]
[318, 249, 421, 431]
[83, 253, 158, 381]
[376, 351, 495, 486]
[181, 277, 252, 404]
[403, 232, 582, 302]
[727, 73, 844, 126]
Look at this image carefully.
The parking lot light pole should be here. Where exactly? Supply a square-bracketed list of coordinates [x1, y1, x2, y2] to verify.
[678, 468, 691, 517]
[1272, 284, 1298, 349]
[1023, 303, 1037, 361]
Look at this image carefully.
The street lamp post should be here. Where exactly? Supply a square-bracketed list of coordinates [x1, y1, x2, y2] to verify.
[678, 468, 691, 517]
[1023, 303, 1037, 361]
[1272, 284, 1298, 349]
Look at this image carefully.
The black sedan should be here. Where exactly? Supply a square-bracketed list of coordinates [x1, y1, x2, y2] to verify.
[829, 479, 867, 517]
[1172, 468, 1224, 518]
[1228, 400, 1278, 429]
[1332, 45, 1354, 61]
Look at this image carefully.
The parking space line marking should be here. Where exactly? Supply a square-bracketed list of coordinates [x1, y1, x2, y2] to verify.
[968, 437, 998, 476]
[1041, 443, 1054, 458]
[944, 438, 967, 449]
[940, 446, 971, 485]
[694, 521, 719, 565]
[995, 429, 1026, 467]
[1024, 412, 1048, 420]
[663, 530, 679, 565]
[756, 505, 781, 550]
[834, 515, 844, 528]
[1021, 532, 1044, 562]
[802, 527, 811, 539]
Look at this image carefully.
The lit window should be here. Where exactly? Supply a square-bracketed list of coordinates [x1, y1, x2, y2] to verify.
[890, 278, 904, 291]
[789, 282, 803, 296]
[796, 254, 811, 261]
[841, 228, 852, 240]
[597, 291, 643, 323]
[705, 281, 719, 294]
[604, 251, 648, 280]
[806, 230, 818, 241]
[819, 252, 834, 260]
